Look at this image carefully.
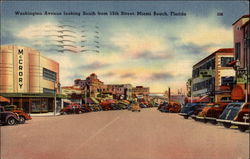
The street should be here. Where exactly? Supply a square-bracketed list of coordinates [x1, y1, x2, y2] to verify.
[1, 108, 249, 159]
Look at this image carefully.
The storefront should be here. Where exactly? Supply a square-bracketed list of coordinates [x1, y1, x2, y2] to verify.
[0, 93, 66, 113]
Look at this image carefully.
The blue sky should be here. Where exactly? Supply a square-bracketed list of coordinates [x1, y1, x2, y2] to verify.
[1, 1, 249, 93]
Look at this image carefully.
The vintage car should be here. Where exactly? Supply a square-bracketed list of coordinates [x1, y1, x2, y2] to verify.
[168, 102, 182, 113]
[179, 103, 206, 119]
[100, 100, 114, 111]
[131, 103, 141, 112]
[0, 106, 20, 126]
[231, 103, 250, 132]
[202, 103, 229, 124]
[158, 102, 171, 112]
[4, 105, 32, 124]
[139, 103, 148, 108]
[81, 104, 92, 112]
[60, 103, 85, 115]
[194, 103, 228, 123]
[217, 102, 246, 128]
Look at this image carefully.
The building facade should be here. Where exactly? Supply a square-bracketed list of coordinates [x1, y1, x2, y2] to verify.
[0, 45, 62, 113]
[74, 73, 105, 98]
[192, 48, 235, 102]
[61, 86, 82, 104]
[232, 14, 250, 102]
[132, 86, 150, 99]
[104, 84, 132, 100]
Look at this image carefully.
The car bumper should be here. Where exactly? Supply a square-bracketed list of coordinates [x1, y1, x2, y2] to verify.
[179, 113, 188, 116]
[196, 116, 205, 120]
[216, 119, 231, 123]
[231, 121, 250, 126]
[204, 117, 216, 120]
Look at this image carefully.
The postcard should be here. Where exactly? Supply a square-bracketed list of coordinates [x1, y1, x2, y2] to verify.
[0, 1, 249, 159]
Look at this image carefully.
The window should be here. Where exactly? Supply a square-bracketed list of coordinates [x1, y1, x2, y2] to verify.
[43, 88, 55, 94]
[235, 43, 241, 60]
[43, 68, 56, 81]
[221, 57, 234, 67]
[221, 76, 234, 86]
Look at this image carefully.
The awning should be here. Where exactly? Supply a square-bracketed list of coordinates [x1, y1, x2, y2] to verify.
[0, 96, 10, 103]
[184, 95, 210, 103]
[231, 84, 245, 100]
[90, 97, 99, 104]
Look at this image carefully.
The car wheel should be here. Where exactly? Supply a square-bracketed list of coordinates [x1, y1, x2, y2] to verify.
[211, 120, 217, 125]
[7, 117, 17, 126]
[223, 123, 231, 128]
[19, 116, 26, 124]
[79, 111, 83, 114]
[63, 112, 68, 115]
[238, 125, 247, 132]
[184, 116, 189, 119]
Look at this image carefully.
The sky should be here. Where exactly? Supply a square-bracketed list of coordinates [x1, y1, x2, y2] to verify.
[1, 1, 249, 93]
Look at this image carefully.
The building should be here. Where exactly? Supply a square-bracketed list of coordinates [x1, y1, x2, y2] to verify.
[191, 48, 235, 102]
[0, 45, 63, 114]
[132, 86, 150, 99]
[61, 86, 82, 104]
[74, 73, 105, 98]
[104, 84, 132, 100]
[231, 14, 250, 102]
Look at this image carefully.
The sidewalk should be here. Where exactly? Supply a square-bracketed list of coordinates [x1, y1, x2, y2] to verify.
[30, 112, 61, 117]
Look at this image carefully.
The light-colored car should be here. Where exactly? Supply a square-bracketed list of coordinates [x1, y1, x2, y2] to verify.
[131, 103, 141, 112]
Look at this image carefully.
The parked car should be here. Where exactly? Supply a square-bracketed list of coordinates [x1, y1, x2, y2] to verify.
[179, 103, 206, 119]
[4, 105, 32, 124]
[202, 102, 229, 124]
[131, 103, 141, 112]
[168, 102, 182, 113]
[0, 106, 20, 126]
[60, 104, 85, 115]
[217, 102, 246, 128]
[231, 103, 250, 132]
[139, 103, 148, 108]
[81, 104, 92, 112]
[100, 100, 113, 111]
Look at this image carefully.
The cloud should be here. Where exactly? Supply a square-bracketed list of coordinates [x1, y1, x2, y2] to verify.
[120, 73, 135, 78]
[148, 72, 175, 81]
[134, 50, 172, 60]
[78, 61, 110, 70]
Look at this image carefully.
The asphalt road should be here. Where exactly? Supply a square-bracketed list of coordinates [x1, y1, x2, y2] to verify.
[1, 108, 249, 159]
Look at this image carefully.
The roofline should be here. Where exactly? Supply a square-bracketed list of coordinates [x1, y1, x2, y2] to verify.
[193, 48, 234, 68]
[232, 14, 250, 25]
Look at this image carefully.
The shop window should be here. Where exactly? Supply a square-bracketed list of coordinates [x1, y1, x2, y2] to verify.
[31, 99, 41, 113]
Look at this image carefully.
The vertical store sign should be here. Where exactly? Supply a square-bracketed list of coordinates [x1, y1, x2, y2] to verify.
[17, 48, 25, 92]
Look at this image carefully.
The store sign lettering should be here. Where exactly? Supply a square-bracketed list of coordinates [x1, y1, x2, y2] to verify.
[18, 49, 24, 89]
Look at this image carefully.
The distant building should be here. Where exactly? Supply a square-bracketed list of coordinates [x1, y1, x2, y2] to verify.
[192, 48, 235, 102]
[0, 45, 62, 113]
[104, 84, 132, 100]
[74, 73, 105, 98]
[61, 86, 82, 104]
[132, 86, 150, 99]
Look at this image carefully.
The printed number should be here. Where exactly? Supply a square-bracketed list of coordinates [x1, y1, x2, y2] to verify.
[217, 12, 223, 16]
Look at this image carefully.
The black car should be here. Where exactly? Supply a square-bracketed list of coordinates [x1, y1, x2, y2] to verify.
[179, 103, 206, 119]
[217, 102, 245, 128]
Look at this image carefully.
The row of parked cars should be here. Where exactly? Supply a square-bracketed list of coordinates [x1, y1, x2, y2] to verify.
[179, 102, 250, 132]
[60, 99, 157, 115]
[0, 105, 32, 126]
